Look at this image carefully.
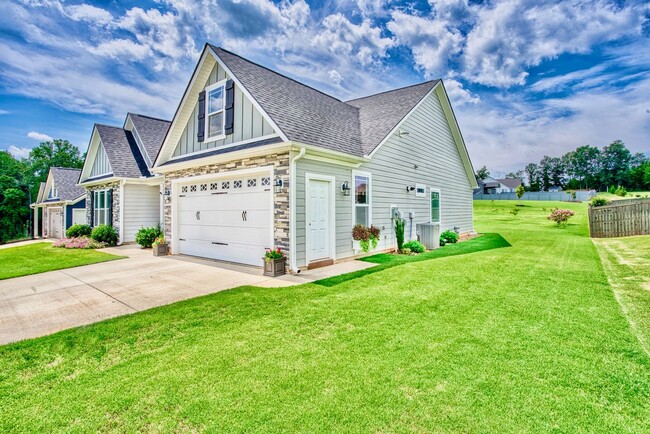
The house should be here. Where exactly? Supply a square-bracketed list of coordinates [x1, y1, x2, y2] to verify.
[78, 113, 171, 243]
[547, 186, 562, 192]
[495, 178, 522, 193]
[152, 44, 477, 270]
[31, 167, 86, 239]
[477, 176, 501, 194]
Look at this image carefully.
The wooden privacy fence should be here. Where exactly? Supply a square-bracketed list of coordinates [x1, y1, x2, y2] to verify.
[588, 199, 650, 238]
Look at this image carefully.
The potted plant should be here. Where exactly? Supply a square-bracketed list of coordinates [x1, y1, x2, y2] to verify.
[263, 248, 286, 277]
[152, 235, 168, 256]
[352, 224, 381, 253]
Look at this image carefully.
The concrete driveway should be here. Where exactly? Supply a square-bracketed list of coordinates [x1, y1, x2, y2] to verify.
[0, 244, 375, 345]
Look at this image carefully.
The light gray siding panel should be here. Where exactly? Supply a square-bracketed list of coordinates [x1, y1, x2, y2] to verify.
[90, 141, 112, 177]
[123, 184, 161, 242]
[293, 91, 473, 268]
[171, 62, 275, 158]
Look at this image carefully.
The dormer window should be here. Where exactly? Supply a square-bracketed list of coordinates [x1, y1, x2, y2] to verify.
[205, 80, 226, 141]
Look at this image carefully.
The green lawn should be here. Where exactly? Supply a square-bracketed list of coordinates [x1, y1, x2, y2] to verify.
[0, 242, 124, 280]
[598, 191, 650, 200]
[1, 202, 649, 432]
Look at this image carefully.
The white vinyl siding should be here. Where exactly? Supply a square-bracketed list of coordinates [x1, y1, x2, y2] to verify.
[172, 61, 275, 157]
[294, 89, 473, 267]
[123, 184, 161, 242]
[90, 141, 112, 178]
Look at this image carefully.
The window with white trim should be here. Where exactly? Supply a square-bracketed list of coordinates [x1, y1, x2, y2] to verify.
[93, 190, 111, 226]
[205, 81, 226, 141]
[431, 189, 441, 223]
[354, 174, 370, 226]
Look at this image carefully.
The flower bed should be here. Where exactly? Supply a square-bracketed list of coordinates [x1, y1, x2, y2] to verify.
[53, 236, 107, 249]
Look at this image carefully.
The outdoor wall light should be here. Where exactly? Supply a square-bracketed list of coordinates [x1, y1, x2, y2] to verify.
[274, 178, 284, 194]
[406, 185, 415, 192]
[398, 129, 410, 138]
[341, 181, 351, 196]
[163, 188, 171, 196]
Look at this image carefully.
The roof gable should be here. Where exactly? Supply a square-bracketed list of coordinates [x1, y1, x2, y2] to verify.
[126, 113, 170, 164]
[96, 124, 150, 178]
[42, 167, 84, 202]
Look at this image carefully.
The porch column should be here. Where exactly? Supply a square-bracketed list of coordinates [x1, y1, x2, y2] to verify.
[33, 207, 39, 238]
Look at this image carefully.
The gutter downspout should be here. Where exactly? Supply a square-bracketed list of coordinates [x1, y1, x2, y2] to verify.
[118, 180, 125, 245]
[289, 146, 306, 273]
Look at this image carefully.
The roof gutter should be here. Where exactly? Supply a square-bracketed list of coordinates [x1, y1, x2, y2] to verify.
[289, 147, 306, 273]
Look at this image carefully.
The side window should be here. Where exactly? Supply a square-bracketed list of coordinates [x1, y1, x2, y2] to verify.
[354, 174, 371, 226]
[431, 190, 440, 223]
[205, 82, 225, 140]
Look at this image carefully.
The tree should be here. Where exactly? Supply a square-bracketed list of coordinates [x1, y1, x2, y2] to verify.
[525, 163, 540, 191]
[515, 184, 525, 200]
[0, 153, 30, 243]
[476, 165, 490, 181]
[599, 140, 631, 190]
[26, 139, 84, 199]
[506, 170, 524, 179]
[565, 145, 600, 189]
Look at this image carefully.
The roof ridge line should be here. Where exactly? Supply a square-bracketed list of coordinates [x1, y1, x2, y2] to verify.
[345, 80, 438, 103]
[128, 112, 171, 123]
[211, 45, 348, 105]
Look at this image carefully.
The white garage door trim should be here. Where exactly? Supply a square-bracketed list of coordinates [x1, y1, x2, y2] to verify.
[171, 166, 274, 265]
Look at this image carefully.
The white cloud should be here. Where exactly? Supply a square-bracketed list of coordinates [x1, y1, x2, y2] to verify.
[0, 110, 9, 115]
[388, 11, 462, 78]
[89, 39, 152, 61]
[328, 69, 342, 86]
[27, 131, 53, 141]
[65, 4, 113, 25]
[444, 78, 480, 105]
[7, 145, 31, 159]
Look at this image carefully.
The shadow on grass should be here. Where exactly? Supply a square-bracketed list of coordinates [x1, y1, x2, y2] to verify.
[314, 233, 511, 287]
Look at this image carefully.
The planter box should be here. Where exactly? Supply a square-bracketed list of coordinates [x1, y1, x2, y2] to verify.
[153, 243, 168, 256]
[263, 257, 286, 277]
[352, 239, 378, 254]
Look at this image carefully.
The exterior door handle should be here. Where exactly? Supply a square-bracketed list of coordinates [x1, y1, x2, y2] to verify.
[196, 211, 200, 220]
[242, 211, 245, 221]
[244, 211, 247, 221]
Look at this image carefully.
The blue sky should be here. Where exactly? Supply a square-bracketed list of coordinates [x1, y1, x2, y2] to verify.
[1, 0, 648, 174]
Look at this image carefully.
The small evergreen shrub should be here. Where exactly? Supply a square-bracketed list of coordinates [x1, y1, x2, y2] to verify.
[395, 218, 406, 252]
[91, 224, 118, 246]
[66, 224, 91, 238]
[590, 196, 611, 207]
[440, 230, 459, 245]
[615, 186, 627, 197]
[402, 240, 425, 253]
[135, 225, 163, 248]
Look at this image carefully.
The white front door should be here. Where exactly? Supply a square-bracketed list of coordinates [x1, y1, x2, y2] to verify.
[307, 179, 332, 262]
[48, 208, 63, 239]
[176, 173, 272, 266]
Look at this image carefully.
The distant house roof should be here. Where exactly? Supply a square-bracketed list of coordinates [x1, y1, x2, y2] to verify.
[95, 124, 151, 178]
[497, 178, 522, 189]
[44, 167, 84, 202]
[210, 45, 439, 157]
[127, 113, 171, 163]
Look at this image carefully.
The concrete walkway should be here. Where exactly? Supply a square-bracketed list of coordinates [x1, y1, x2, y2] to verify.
[0, 245, 376, 345]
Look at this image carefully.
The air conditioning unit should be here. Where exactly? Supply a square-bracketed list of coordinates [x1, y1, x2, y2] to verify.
[417, 223, 440, 250]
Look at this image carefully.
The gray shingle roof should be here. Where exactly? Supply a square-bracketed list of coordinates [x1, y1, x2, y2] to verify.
[49, 167, 84, 201]
[496, 178, 522, 189]
[212, 46, 435, 157]
[95, 124, 150, 178]
[346, 81, 439, 155]
[128, 113, 171, 163]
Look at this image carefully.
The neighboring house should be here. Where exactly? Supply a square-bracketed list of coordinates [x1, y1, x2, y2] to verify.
[78, 113, 171, 243]
[477, 176, 501, 194]
[495, 178, 522, 193]
[152, 44, 477, 270]
[548, 186, 562, 192]
[31, 167, 86, 239]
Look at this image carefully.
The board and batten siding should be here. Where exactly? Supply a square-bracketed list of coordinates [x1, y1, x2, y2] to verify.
[122, 184, 161, 242]
[91, 141, 112, 178]
[172, 62, 275, 158]
[294, 89, 474, 268]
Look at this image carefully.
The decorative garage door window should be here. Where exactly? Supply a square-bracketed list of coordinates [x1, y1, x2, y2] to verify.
[180, 175, 272, 196]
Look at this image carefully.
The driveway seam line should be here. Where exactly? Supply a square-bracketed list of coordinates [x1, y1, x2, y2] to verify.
[59, 270, 139, 313]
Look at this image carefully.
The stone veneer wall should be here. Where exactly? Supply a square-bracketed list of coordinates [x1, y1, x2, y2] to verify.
[85, 181, 121, 237]
[162, 152, 290, 260]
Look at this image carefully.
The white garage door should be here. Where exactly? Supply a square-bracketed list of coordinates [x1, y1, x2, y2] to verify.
[49, 208, 63, 239]
[177, 173, 272, 266]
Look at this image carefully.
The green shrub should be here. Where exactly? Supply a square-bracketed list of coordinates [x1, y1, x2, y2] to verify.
[615, 186, 627, 197]
[91, 224, 118, 246]
[66, 224, 91, 238]
[135, 225, 163, 248]
[395, 218, 405, 252]
[440, 230, 459, 245]
[402, 240, 425, 253]
[608, 185, 617, 194]
[590, 196, 611, 207]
